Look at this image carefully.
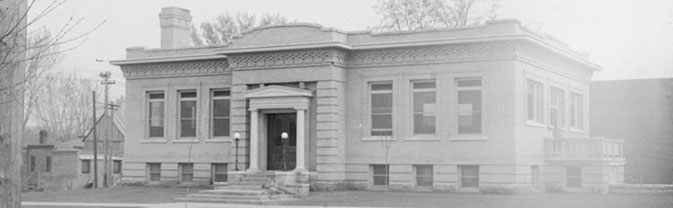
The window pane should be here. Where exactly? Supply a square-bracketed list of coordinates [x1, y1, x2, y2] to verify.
[414, 115, 435, 134]
[213, 100, 230, 117]
[46, 157, 51, 172]
[461, 166, 479, 188]
[371, 83, 392, 91]
[416, 165, 433, 176]
[413, 82, 436, 89]
[214, 164, 227, 173]
[458, 91, 481, 110]
[567, 167, 582, 187]
[462, 177, 479, 187]
[413, 91, 435, 112]
[113, 161, 121, 174]
[212, 118, 230, 137]
[213, 90, 230, 97]
[180, 101, 196, 118]
[182, 164, 193, 172]
[150, 102, 164, 119]
[149, 126, 164, 137]
[373, 176, 388, 185]
[462, 166, 479, 176]
[459, 112, 481, 134]
[371, 94, 392, 113]
[180, 91, 197, 98]
[372, 115, 392, 129]
[457, 79, 481, 87]
[82, 160, 90, 173]
[214, 174, 227, 182]
[149, 93, 164, 99]
[150, 173, 161, 181]
[373, 165, 388, 175]
[181, 120, 196, 137]
[417, 177, 433, 186]
[149, 164, 160, 172]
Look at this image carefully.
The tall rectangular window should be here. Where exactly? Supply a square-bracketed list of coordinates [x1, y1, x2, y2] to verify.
[567, 167, 582, 188]
[549, 87, 565, 128]
[372, 164, 389, 186]
[412, 80, 436, 134]
[148, 92, 165, 138]
[457, 78, 482, 134]
[179, 91, 197, 138]
[570, 92, 583, 129]
[460, 165, 479, 188]
[30, 156, 36, 172]
[370, 83, 393, 136]
[527, 80, 544, 123]
[82, 159, 91, 174]
[211, 90, 230, 137]
[148, 163, 161, 182]
[179, 163, 194, 183]
[532, 165, 539, 186]
[212, 163, 228, 183]
[45, 156, 51, 173]
[415, 165, 433, 187]
[113, 160, 122, 174]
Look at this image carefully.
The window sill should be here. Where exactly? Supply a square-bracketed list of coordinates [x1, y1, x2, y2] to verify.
[206, 138, 232, 143]
[525, 121, 546, 128]
[449, 135, 487, 141]
[173, 139, 199, 143]
[362, 136, 397, 141]
[404, 135, 440, 141]
[141, 139, 168, 144]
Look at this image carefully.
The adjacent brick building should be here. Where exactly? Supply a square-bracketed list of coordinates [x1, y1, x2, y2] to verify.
[110, 7, 625, 194]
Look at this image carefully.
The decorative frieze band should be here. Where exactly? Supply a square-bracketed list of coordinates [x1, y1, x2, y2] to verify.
[347, 42, 517, 67]
[227, 49, 348, 70]
[121, 60, 230, 79]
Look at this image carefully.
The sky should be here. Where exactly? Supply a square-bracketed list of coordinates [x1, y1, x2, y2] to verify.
[30, 0, 673, 99]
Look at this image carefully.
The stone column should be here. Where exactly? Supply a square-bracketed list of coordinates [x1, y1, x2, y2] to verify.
[295, 108, 307, 172]
[247, 109, 260, 172]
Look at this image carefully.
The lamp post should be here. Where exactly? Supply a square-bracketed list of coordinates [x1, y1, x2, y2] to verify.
[234, 133, 240, 171]
[281, 132, 289, 170]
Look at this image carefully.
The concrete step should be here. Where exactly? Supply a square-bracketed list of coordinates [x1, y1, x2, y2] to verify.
[185, 193, 267, 200]
[241, 177, 272, 183]
[230, 181, 268, 186]
[175, 197, 295, 205]
[215, 184, 263, 190]
[199, 189, 266, 196]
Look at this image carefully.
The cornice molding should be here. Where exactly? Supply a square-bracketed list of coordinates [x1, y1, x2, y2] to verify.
[121, 60, 229, 80]
[227, 48, 348, 70]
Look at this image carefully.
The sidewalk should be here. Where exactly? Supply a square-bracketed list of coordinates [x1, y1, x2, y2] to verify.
[22, 201, 377, 208]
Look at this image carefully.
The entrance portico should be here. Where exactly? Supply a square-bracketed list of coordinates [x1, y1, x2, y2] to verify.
[244, 85, 312, 173]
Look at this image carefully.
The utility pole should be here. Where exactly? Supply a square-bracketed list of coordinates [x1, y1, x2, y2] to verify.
[99, 70, 115, 188]
[92, 91, 98, 188]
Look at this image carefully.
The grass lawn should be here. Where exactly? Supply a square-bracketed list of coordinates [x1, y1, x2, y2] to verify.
[286, 191, 673, 208]
[21, 186, 673, 208]
[22, 186, 205, 204]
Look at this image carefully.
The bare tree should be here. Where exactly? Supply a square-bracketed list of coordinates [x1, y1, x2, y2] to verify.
[191, 12, 290, 46]
[1, 0, 101, 205]
[32, 73, 103, 143]
[373, 0, 499, 32]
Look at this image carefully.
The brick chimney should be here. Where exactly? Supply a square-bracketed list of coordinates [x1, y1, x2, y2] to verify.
[159, 7, 192, 48]
[39, 129, 47, 144]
